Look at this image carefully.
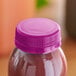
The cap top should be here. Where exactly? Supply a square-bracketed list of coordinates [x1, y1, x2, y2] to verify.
[17, 18, 59, 36]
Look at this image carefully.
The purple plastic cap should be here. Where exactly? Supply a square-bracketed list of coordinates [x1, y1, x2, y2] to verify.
[15, 18, 61, 54]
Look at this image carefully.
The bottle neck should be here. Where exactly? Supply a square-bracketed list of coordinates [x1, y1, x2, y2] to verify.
[17, 45, 59, 54]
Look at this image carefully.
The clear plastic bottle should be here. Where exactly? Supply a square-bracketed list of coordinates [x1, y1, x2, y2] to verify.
[8, 18, 67, 76]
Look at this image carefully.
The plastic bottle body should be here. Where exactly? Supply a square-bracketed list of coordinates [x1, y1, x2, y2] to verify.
[8, 18, 67, 76]
[9, 47, 67, 76]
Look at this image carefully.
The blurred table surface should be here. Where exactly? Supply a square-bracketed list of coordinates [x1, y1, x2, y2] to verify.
[0, 37, 76, 76]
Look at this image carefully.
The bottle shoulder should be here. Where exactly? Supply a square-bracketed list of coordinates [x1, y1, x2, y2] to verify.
[9, 48, 67, 76]
[10, 47, 65, 64]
